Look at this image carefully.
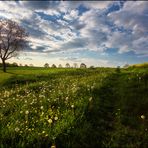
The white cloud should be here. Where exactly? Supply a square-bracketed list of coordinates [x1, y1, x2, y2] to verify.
[108, 1, 148, 55]
[0, 0, 148, 67]
[63, 9, 79, 21]
[82, 1, 113, 9]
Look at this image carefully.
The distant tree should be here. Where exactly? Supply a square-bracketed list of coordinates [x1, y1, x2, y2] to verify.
[12, 62, 18, 67]
[51, 64, 56, 68]
[123, 64, 129, 68]
[116, 66, 120, 73]
[73, 63, 78, 68]
[58, 64, 62, 68]
[89, 65, 95, 69]
[66, 63, 70, 68]
[29, 64, 34, 67]
[24, 64, 28, 67]
[80, 63, 87, 68]
[44, 63, 49, 68]
[0, 19, 28, 72]
[19, 63, 22, 67]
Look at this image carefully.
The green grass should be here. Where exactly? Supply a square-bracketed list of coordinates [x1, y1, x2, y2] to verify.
[0, 66, 148, 147]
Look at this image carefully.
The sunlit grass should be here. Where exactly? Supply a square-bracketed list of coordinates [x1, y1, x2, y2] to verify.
[0, 67, 148, 147]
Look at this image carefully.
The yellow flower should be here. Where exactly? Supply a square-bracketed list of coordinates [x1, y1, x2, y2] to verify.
[141, 115, 145, 120]
[89, 97, 92, 102]
[71, 105, 74, 108]
[25, 110, 29, 115]
[54, 116, 58, 121]
[48, 119, 53, 124]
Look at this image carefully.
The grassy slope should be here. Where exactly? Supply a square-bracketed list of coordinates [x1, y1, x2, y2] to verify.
[0, 67, 148, 147]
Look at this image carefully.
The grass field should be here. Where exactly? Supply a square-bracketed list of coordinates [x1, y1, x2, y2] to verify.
[0, 66, 148, 148]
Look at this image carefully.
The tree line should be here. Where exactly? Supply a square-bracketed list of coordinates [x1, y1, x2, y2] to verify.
[44, 63, 87, 68]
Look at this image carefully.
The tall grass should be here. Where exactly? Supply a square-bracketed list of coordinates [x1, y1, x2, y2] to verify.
[0, 67, 148, 147]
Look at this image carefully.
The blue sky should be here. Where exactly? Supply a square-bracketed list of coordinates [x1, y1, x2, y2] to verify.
[0, 1, 148, 67]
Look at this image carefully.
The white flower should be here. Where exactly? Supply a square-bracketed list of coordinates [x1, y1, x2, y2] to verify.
[65, 97, 69, 101]
[15, 127, 20, 132]
[51, 145, 56, 148]
[25, 110, 29, 115]
[141, 115, 145, 120]
[89, 97, 92, 102]
[71, 105, 74, 108]
[48, 119, 53, 124]
[54, 116, 58, 121]
[40, 106, 44, 110]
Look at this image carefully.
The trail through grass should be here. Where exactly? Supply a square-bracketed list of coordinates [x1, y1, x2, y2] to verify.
[0, 67, 148, 147]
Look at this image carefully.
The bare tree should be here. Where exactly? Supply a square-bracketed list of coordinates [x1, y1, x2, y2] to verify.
[0, 19, 28, 72]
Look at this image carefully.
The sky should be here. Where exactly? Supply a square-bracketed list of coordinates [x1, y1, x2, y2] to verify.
[0, 1, 148, 67]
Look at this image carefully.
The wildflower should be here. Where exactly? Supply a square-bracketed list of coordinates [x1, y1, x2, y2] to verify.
[40, 106, 44, 110]
[51, 145, 56, 148]
[25, 110, 29, 115]
[141, 115, 145, 120]
[15, 127, 20, 132]
[42, 131, 45, 134]
[89, 97, 92, 102]
[65, 97, 69, 101]
[71, 105, 74, 108]
[20, 111, 23, 114]
[54, 116, 58, 121]
[48, 119, 53, 124]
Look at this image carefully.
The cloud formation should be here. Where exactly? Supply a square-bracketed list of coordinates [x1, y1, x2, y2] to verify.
[0, 0, 148, 67]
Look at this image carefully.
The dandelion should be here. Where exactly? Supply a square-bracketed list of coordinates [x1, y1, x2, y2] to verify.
[48, 118, 53, 124]
[25, 110, 29, 115]
[89, 97, 92, 102]
[65, 97, 68, 101]
[71, 104, 74, 108]
[54, 116, 58, 121]
[51, 145, 56, 148]
[15, 127, 20, 132]
[141, 115, 145, 120]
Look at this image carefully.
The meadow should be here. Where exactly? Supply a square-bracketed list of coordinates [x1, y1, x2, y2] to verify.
[0, 66, 148, 148]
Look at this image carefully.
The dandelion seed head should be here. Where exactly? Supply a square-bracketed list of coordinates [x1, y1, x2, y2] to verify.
[48, 118, 53, 124]
[25, 110, 29, 114]
[141, 115, 145, 120]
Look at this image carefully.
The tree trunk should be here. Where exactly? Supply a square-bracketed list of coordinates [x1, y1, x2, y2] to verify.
[2, 59, 6, 72]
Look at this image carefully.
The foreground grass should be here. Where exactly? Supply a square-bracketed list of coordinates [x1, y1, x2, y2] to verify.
[0, 67, 148, 147]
